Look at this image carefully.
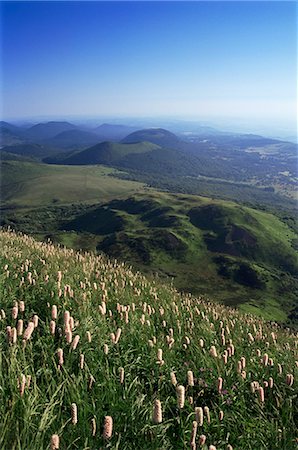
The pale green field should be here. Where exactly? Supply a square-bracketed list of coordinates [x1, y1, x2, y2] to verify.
[1, 161, 145, 206]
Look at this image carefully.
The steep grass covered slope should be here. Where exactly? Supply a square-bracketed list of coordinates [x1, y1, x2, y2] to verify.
[0, 230, 297, 449]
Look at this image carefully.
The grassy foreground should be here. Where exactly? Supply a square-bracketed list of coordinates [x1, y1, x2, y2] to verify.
[0, 230, 297, 449]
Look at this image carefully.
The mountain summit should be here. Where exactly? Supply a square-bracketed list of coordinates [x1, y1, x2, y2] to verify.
[121, 128, 180, 147]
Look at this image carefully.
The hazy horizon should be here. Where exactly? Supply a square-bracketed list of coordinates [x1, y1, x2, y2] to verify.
[1, 1, 297, 138]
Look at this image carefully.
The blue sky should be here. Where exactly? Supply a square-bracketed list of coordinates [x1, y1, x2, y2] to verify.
[1, 1, 297, 132]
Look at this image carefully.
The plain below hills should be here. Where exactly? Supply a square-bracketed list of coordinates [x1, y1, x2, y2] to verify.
[0, 160, 146, 206]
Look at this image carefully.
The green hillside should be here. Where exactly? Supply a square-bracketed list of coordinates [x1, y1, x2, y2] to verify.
[47, 141, 161, 165]
[0, 230, 296, 449]
[59, 192, 297, 324]
[121, 128, 180, 147]
[3, 184, 297, 325]
[0, 160, 145, 206]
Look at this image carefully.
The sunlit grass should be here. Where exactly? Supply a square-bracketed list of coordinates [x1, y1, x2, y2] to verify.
[0, 230, 297, 449]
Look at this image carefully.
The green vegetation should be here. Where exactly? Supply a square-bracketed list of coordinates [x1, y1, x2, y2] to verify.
[2, 189, 297, 326]
[0, 161, 145, 206]
[0, 230, 297, 449]
[45, 141, 161, 165]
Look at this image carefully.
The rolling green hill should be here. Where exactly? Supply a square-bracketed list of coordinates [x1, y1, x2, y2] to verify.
[0, 160, 145, 206]
[121, 128, 181, 147]
[58, 192, 297, 324]
[45, 141, 161, 165]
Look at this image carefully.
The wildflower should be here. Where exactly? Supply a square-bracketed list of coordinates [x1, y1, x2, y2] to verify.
[286, 374, 294, 386]
[222, 351, 228, 364]
[103, 415, 113, 440]
[71, 335, 80, 350]
[23, 322, 35, 341]
[188, 370, 194, 387]
[177, 385, 185, 409]
[258, 387, 265, 403]
[50, 434, 60, 450]
[204, 406, 210, 424]
[217, 377, 223, 393]
[240, 356, 246, 369]
[17, 319, 23, 336]
[210, 346, 218, 358]
[50, 320, 56, 335]
[199, 435, 206, 446]
[115, 328, 122, 344]
[170, 371, 177, 386]
[153, 399, 162, 423]
[11, 327, 17, 344]
[65, 330, 72, 343]
[190, 420, 198, 448]
[12, 306, 18, 320]
[19, 374, 26, 396]
[195, 407, 204, 426]
[103, 344, 109, 355]
[57, 348, 64, 366]
[89, 375, 95, 390]
[219, 410, 224, 421]
[33, 315, 38, 328]
[119, 367, 125, 384]
[80, 354, 84, 369]
[51, 305, 57, 320]
[71, 403, 78, 424]
[86, 331, 91, 342]
[157, 348, 163, 362]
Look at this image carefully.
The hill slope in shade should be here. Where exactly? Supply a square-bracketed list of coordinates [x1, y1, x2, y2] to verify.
[0, 143, 61, 159]
[25, 121, 77, 140]
[0, 230, 296, 449]
[45, 129, 101, 149]
[94, 123, 139, 140]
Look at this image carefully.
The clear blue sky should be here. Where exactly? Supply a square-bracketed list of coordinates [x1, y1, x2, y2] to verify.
[1, 1, 297, 130]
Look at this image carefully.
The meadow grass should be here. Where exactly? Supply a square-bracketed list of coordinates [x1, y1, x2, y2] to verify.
[0, 230, 297, 449]
[1, 161, 145, 206]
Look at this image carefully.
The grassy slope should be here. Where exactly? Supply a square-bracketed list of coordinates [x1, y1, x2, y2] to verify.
[1, 161, 145, 206]
[57, 192, 297, 324]
[0, 230, 297, 450]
